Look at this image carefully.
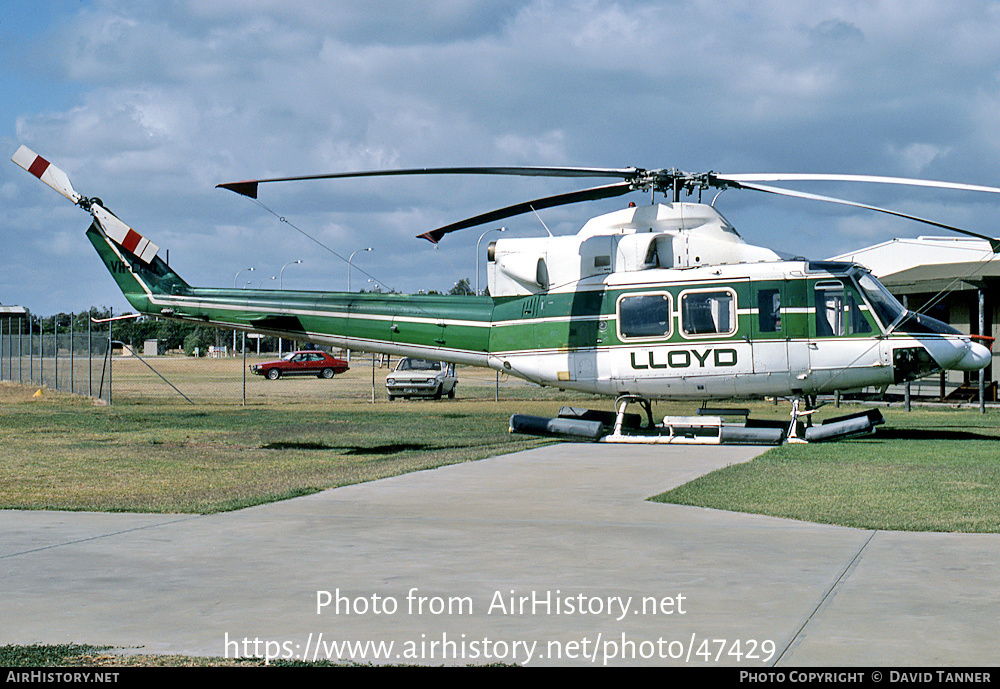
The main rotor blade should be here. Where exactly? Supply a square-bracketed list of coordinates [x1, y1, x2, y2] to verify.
[418, 181, 636, 243]
[717, 173, 1000, 196]
[734, 180, 1000, 252]
[218, 166, 639, 199]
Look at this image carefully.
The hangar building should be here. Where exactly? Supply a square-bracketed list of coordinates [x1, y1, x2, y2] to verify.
[833, 237, 999, 402]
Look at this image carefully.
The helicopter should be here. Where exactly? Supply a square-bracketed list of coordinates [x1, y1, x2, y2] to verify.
[11, 145, 997, 444]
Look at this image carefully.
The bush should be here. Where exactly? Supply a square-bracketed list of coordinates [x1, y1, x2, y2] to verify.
[183, 327, 214, 357]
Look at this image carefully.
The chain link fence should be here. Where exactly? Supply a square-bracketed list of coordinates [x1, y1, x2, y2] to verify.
[0, 315, 112, 399]
[0, 315, 560, 406]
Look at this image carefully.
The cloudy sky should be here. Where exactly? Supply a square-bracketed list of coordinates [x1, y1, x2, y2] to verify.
[4, 0, 1000, 315]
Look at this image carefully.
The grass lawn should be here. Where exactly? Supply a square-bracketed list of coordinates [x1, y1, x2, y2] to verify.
[0, 382, 555, 513]
[652, 406, 1000, 532]
[4, 381, 1000, 532]
[0, 643, 380, 666]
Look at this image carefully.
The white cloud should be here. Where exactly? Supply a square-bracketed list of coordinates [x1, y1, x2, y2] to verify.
[885, 142, 954, 175]
[7, 0, 1000, 314]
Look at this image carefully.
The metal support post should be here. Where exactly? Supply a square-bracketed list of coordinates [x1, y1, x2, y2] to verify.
[903, 295, 911, 411]
[70, 314, 75, 394]
[980, 287, 986, 414]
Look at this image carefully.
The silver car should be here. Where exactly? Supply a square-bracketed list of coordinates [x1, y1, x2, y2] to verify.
[386, 358, 457, 400]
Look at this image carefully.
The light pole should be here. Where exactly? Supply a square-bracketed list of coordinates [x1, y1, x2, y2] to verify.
[278, 260, 301, 356]
[476, 227, 505, 295]
[280, 259, 302, 289]
[233, 268, 253, 356]
[234, 267, 254, 288]
[348, 248, 372, 292]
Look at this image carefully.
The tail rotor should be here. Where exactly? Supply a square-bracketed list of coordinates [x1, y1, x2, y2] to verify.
[11, 145, 160, 264]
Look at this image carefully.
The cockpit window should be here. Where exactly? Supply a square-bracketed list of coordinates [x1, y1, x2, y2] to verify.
[855, 272, 906, 329]
[894, 311, 963, 336]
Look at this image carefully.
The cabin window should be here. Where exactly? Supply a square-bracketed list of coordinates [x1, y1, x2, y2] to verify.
[680, 289, 736, 337]
[617, 292, 672, 339]
[814, 281, 872, 337]
[757, 288, 781, 333]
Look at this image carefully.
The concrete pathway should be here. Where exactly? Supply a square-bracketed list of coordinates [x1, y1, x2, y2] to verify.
[2, 443, 998, 666]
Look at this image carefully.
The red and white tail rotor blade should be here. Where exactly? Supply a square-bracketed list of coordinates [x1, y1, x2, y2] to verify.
[11, 145, 83, 205]
[91, 205, 160, 263]
[12, 144, 159, 263]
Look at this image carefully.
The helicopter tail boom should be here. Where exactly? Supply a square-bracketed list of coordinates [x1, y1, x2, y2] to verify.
[81, 212, 497, 366]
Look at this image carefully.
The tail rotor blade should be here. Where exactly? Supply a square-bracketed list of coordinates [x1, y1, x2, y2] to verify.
[11, 145, 83, 205]
[11, 145, 160, 264]
[92, 204, 160, 263]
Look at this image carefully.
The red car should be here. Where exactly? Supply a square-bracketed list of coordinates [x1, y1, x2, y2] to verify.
[250, 350, 349, 380]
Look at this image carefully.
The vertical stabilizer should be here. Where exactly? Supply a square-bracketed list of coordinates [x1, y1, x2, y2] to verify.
[86, 222, 188, 311]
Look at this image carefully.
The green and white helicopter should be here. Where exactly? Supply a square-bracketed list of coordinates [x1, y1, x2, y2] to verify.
[12, 146, 997, 444]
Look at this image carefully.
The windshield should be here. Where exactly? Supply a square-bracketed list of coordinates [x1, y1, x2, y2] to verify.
[854, 272, 906, 330]
[396, 358, 441, 371]
[893, 310, 963, 336]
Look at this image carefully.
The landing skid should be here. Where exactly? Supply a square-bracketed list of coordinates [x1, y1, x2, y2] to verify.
[509, 395, 883, 445]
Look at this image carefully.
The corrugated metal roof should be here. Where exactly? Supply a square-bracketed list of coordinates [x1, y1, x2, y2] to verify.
[830, 237, 1000, 293]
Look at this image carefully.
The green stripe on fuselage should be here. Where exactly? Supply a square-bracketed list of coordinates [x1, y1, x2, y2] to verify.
[487, 270, 884, 355]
